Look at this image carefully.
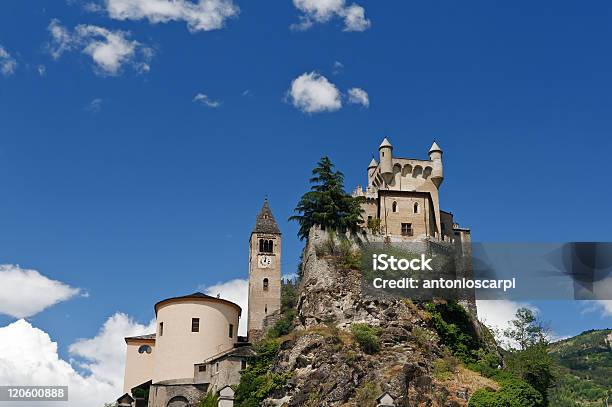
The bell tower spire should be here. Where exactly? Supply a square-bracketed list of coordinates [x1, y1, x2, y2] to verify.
[247, 198, 282, 340]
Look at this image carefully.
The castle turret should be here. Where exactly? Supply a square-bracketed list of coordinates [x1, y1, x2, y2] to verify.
[379, 138, 393, 183]
[367, 158, 378, 185]
[429, 141, 444, 188]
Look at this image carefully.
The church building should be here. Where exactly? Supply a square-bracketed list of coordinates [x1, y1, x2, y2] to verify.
[117, 200, 282, 407]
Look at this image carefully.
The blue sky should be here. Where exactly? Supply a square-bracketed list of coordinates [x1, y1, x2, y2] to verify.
[1, 0, 612, 387]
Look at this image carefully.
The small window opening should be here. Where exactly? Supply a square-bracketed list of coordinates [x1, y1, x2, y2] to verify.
[241, 360, 247, 370]
[159, 322, 164, 336]
[229, 324, 234, 338]
[392, 201, 398, 213]
[191, 318, 200, 332]
[401, 223, 413, 236]
[138, 345, 152, 354]
[263, 278, 269, 291]
[198, 365, 206, 372]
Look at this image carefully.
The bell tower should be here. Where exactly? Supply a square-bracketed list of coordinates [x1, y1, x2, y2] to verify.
[247, 199, 282, 340]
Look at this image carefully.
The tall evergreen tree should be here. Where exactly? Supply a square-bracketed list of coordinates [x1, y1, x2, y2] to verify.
[290, 156, 364, 240]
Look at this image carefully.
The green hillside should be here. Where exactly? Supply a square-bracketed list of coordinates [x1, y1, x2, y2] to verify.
[548, 329, 612, 406]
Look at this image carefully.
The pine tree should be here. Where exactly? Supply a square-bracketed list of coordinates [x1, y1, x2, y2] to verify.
[290, 156, 364, 240]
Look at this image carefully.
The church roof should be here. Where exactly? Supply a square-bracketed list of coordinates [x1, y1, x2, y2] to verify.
[252, 199, 280, 235]
[379, 137, 393, 149]
[125, 333, 156, 343]
[154, 292, 242, 316]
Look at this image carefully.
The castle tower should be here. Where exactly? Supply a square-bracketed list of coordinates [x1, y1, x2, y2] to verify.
[367, 158, 378, 185]
[379, 137, 394, 183]
[428, 141, 444, 188]
[247, 199, 282, 340]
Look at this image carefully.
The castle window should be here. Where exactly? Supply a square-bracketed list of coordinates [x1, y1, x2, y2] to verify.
[265, 304, 268, 314]
[198, 365, 206, 372]
[401, 223, 413, 236]
[191, 318, 200, 332]
[229, 324, 234, 338]
[414, 202, 419, 214]
[241, 360, 247, 370]
[263, 278, 269, 291]
[159, 322, 163, 336]
[392, 201, 398, 213]
[138, 345, 152, 354]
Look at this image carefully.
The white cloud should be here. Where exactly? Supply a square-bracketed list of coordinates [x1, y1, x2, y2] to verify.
[288, 71, 342, 113]
[69, 313, 155, 391]
[347, 87, 369, 107]
[200, 278, 248, 336]
[193, 93, 221, 107]
[0, 314, 153, 406]
[332, 60, 343, 74]
[581, 300, 612, 317]
[104, 0, 239, 33]
[87, 98, 104, 113]
[48, 19, 154, 76]
[0, 44, 17, 76]
[291, 0, 370, 32]
[0, 265, 81, 319]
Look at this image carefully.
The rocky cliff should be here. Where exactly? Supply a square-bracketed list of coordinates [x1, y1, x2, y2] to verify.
[260, 227, 497, 407]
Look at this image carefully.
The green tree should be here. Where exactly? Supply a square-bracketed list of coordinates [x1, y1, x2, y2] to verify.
[504, 308, 548, 350]
[290, 156, 364, 240]
[503, 308, 555, 405]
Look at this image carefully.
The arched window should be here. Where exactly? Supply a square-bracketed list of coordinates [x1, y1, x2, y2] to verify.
[138, 345, 152, 354]
[392, 201, 398, 213]
[414, 202, 419, 214]
[263, 278, 269, 291]
[260, 240, 273, 253]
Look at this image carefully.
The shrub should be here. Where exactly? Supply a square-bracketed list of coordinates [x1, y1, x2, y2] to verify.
[353, 381, 380, 407]
[267, 309, 296, 339]
[433, 349, 459, 381]
[198, 391, 219, 407]
[315, 233, 362, 271]
[351, 323, 381, 354]
[234, 340, 291, 407]
[469, 378, 544, 407]
[425, 301, 481, 363]
[411, 326, 435, 351]
[366, 217, 382, 235]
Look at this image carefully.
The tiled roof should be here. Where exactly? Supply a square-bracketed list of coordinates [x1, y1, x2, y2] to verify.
[252, 199, 280, 234]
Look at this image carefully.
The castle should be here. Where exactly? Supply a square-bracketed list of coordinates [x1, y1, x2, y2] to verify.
[353, 138, 470, 245]
[116, 139, 470, 407]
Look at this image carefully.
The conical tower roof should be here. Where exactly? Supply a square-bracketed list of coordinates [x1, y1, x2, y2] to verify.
[368, 158, 378, 168]
[379, 137, 392, 149]
[252, 199, 281, 234]
[429, 141, 442, 153]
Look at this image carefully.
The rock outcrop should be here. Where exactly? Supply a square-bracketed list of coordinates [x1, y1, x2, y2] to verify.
[261, 227, 496, 407]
